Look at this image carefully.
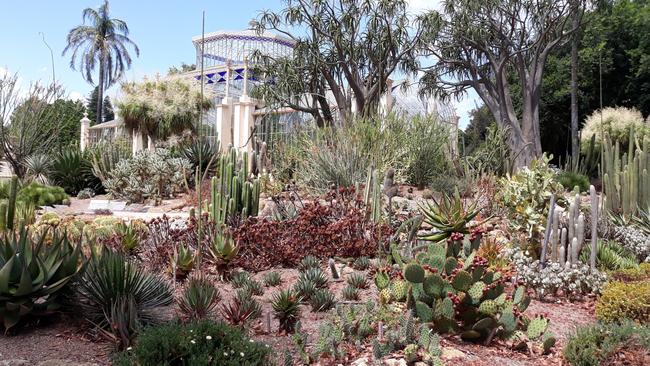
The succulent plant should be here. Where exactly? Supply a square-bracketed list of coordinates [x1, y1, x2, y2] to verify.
[243, 279, 265, 297]
[235, 288, 262, 319]
[328, 258, 340, 279]
[0, 228, 84, 331]
[374, 269, 391, 290]
[298, 255, 320, 272]
[221, 297, 254, 326]
[353, 256, 370, 270]
[293, 278, 317, 302]
[231, 271, 251, 289]
[347, 272, 368, 289]
[300, 268, 328, 289]
[419, 190, 484, 242]
[210, 227, 239, 275]
[178, 275, 220, 320]
[341, 285, 360, 301]
[272, 289, 301, 333]
[263, 271, 282, 287]
[309, 289, 336, 312]
[173, 244, 194, 276]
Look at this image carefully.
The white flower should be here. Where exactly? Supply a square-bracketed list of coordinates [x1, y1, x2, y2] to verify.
[223, 352, 228, 356]
[240, 352, 245, 357]
[126, 347, 132, 351]
[206, 335, 212, 340]
[249, 339, 254, 343]
[190, 340, 196, 344]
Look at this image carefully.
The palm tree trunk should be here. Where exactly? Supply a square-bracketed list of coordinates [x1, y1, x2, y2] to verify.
[96, 57, 105, 124]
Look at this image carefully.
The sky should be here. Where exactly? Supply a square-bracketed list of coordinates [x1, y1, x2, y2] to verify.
[0, 0, 477, 128]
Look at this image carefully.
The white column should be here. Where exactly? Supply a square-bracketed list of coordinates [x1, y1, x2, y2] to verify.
[80, 112, 91, 151]
[233, 95, 256, 156]
[216, 97, 233, 151]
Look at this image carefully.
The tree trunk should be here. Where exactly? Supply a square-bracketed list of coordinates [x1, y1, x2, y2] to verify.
[570, 9, 580, 165]
[96, 57, 105, 124]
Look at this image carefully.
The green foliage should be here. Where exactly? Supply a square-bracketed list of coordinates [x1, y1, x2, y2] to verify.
[579, 240, 639, 271]
[613, 262, 650, 282]
[463, 124, 513, 176]
[50, 147, 100, 195]
[300, 268, 328, 289]
[220, 297, 254, 327]
[105, 148, 191, 203]
[298, 255, 321, 272]
[113, 320, 270, 366]
[76, 249, 173, 347]
[353, 256, 370, 270]
[180, 138, 221, 179]
[262, 271, 282, 287]
[601, 132, 650, 217]
[23, 154, 52, 185]
[117, 76, 213, 140]
[209, 147, 260, 224]
[596, 280, 650, 323]
[16, 182, 68, 207]
[272, 289, 301, 333]
[419, 190, 483, 242]
[404, 116, 450, 189]
[174, 244, 194, 275]
[311, 303, 376, 361]
[0, 228, 83, 331]
[230, 271, 251, 289]
[556, 171, 590, 193]
[234, 288, 262, 320]
[498, 155, 565, 242]
[44, 99, 86, 152]
[309, 289, 336, 312]
[88, 141, 131, 185]
[178, 275, 220, 321]
[347, 272, 368, 289]
[564, 321, 650, 366]
[341, 286, 360, 301]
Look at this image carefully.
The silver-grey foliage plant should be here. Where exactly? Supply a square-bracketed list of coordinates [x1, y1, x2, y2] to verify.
[104, 148, 191, 203]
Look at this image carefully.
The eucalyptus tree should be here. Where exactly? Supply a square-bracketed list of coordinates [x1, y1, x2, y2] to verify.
[250, 0, 424, 127]
[63, 0, 139, 124]
[418, 0, 584, 168]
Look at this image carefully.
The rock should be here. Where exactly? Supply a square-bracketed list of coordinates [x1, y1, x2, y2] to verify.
[384, 359, 407, 366]
[441, 346, 466, 360]
[350, 356, 370, 366]
[0, 360, 29, 366]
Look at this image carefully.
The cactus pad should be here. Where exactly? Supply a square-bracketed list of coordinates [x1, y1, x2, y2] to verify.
[444, 257, 458, 275]
[526, 317, 548, 339]
[472, 317, 497, 331]
[374, 271, 390, 290]
[404, 262, 425, 283]
[415, 301, 433, 322]
[499, 310, 516, 332]
[451, 270, 473, 292]
[460, 330, 482, 340]
[423, 273, 444, 298]
[467, 281, 486, 303]
[379, 288, 392, 304]
[478, 299, 498, 315]
[390, 280, 409, 302]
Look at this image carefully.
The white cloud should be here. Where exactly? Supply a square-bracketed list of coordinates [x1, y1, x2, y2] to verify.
[407, 0, 441, 13]
[67, 91, 84, 102]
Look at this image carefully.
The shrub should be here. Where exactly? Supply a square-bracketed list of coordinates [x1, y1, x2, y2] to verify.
[613, 225, 650, 262]
[564, 321, 650, 366]
[404, 116, 450, 189]
[76, 249, 173, 348]
[233, 190, 391, 271]
[596, 280, 650, 323]
[113, 320, 270, 366]
[508, 248, 607, 298]
[50, 148, 100, 195]
[612, 262, 650, 282]
[498, 155, 565, 243]
[16, 182, 69, 207]
[580, 106, 649, 152]
[0, 228, 83, 331]
[104, 148, 191, 203]
[556, 171, 590, 192]
[579, 239, 639, 271]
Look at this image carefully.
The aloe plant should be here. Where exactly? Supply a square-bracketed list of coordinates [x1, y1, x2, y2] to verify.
[210, 227, 239, 278]
[0, 228, 84, 331]
[419, 190, 485, 242]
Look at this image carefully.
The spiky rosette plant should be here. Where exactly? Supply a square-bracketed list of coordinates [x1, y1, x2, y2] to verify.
[419, 190, 486, 243]
[394, 228, 555, 351]
[272, 289, 301, 333]
[178, 275, 220, 321]
[0, 228, 84, 331]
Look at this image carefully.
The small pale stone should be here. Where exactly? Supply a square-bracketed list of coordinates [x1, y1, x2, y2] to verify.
[384, 359, 407, 366]
[441, 347, 466, 360]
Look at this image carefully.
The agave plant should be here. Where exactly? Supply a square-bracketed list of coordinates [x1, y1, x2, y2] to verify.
[419, 190, 486, 242]
[210, 227, 239, 278]
[221, 297, 254, 326]
[0, 228, 83, 331]
[173, 244, 195, 277]
[115, 221, 141, 252]
[272, 289, 301, 333]
[178, 275, 220, 321]
[76, 249, 173, 338]
[23, 154, 52, 185]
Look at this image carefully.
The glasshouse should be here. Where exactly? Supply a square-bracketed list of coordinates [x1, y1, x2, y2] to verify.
[0, 0, 649, 365]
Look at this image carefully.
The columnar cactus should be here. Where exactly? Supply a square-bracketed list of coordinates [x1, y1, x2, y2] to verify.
[209, 148, 260, 224]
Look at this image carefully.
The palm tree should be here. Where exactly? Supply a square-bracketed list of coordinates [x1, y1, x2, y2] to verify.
[63, 0, 139, 124]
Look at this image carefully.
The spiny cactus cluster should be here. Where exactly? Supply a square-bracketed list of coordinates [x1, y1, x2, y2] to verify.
[376, 229, 556, 352]
[209, 147, 260, 225]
